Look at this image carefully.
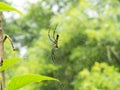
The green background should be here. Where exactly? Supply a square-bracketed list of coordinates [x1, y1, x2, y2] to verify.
[2, 0, 120, 90]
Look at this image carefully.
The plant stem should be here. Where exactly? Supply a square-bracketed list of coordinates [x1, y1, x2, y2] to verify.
[0, 12, 5, 90]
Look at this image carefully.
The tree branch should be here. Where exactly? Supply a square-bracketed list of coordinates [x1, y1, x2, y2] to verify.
[0, 12, 5, 90]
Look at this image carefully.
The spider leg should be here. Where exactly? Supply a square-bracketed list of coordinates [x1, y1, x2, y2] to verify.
[53, 24, 58, 40]
[51, 48, 56, 63]
[48, 28, 54, 42]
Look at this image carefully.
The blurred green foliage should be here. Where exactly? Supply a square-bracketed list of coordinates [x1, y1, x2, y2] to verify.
[2, 0, 120, 90]
[73, 62, 120, 90]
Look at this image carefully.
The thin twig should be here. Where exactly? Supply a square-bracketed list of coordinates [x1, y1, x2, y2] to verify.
[3, 35, 16, 51]
[106, 46, 112, 62]
[111, 47, 120, 64]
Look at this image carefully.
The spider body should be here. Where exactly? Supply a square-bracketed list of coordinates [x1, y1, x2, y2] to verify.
[53, 34, 59, 48]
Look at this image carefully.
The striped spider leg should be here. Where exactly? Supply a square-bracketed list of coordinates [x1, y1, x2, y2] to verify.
[48, 25, 59, 63]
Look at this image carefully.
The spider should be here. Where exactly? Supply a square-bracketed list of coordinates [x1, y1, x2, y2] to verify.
[48, 24, 59, 63]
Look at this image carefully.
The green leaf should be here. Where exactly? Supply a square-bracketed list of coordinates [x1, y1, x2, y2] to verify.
[5, 74, 59, 90]
[0, 2, 23, 15]
[0, 58, 21, 72]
